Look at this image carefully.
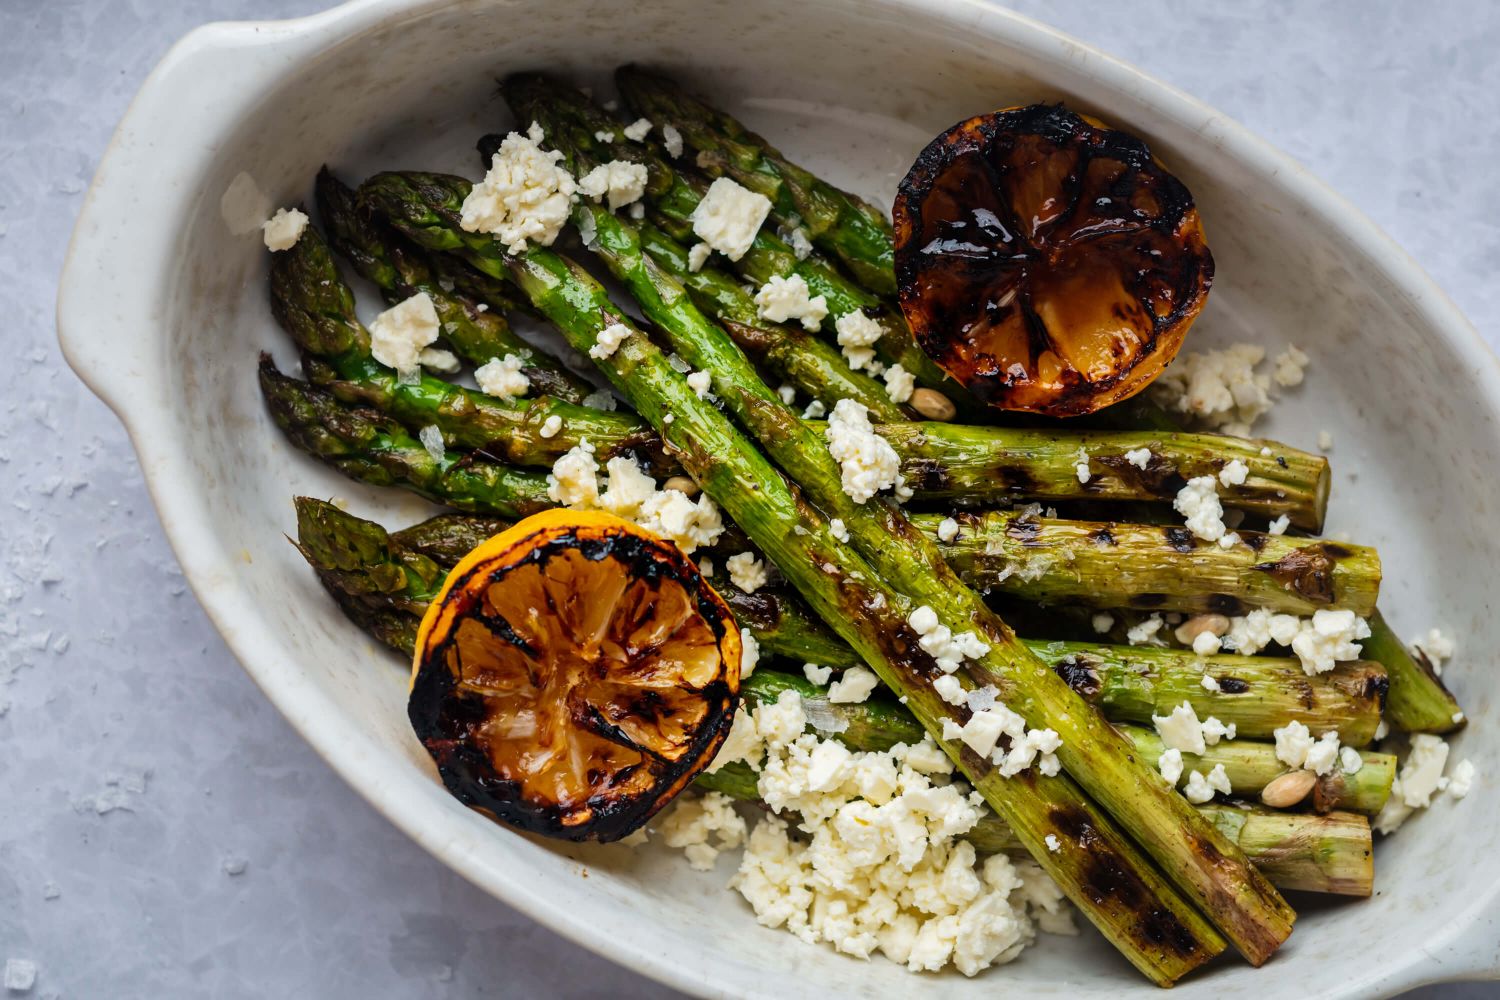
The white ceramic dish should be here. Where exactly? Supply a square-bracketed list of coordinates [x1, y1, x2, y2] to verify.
[58, 0, 1499, 994]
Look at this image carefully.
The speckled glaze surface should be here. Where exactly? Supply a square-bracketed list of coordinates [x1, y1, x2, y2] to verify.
[56, 0, 1498, 995]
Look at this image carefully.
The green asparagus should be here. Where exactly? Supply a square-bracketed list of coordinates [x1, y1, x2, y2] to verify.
[361, 169, 1231, 982]
[270, 220, 666, 470]
[1361, 610, 1466, 734]
[614, 66, 899, 297]
[315, 168, 595, 403]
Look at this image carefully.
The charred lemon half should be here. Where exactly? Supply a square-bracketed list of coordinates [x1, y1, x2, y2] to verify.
[893, 103, 1213, 416]
[409, 509, 741, 842]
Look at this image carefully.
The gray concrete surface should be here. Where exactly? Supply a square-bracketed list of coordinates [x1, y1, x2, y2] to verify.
[1, 1, 1496, 996]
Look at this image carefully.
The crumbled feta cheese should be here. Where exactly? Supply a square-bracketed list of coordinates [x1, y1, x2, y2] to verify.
[802, 399, 827, 419]
[1218, 458, 1248, 488]
[804, 663, 834, 686]
[1449, 758, 1476, 799]
[661, 791, 747, 870]
[1193, 632, 1222, 657]
[419, 347, 460, 373]
[462, 122, 577, 253]
[593, 129, 616, 143]
[691, 177, 771, 261]
[1339, 746, 1363, 775]
[1091, 613, 1114, 634]
[936, 517, 959, 543]
[1199, 672, 1221, 693]
[1073, 447, 1091, 485]
[932, 674, 966, 705]
[740, 628, 760, 677]
[1125, 614, 1166, 647]
[1267, 514, 1290, 535]
[589, 322, 631, 360]
[1302, 731, 1341, 776]
[3, 959, 37, 993]
[834, 310, 884, 371]
[474, 353, 531, 401]
[828, 666, 879, 704]
[1153, 702, 1206, 755]
[727, 551, 769, 593]
[538, 414, 563, 439]
[1375, 719, 1389, 741]
[958, 707, 1010, 757]
[661, 123, 684, 158]
[577, 160, 649, 211]
[1045, 834, 1061, 853]
[1151, 343, 1298, 434]
[622, 117, 652, 142]
[1291, 610, 1371, 676]
[1200, 716, 1236, 745]
[687, 242, 712, 272]
[1182, 768, 1225, 804]
[1272, 721, 1341, 776]
[755, 274, 828, 331]
[1410, 628, 1455, 675]
[262, 206, 309, 251]
[1317, 429, 1334, 451]
[828, 518, 849, 543]
[1375, 734, 1457, 834]
[1123, 447, 1152, 470]
[368, 292, 441, 379]
[825, 399, 902, 503]
[1173, 476, 1226, 542]
[549, 448, 724, 553]
[1158, 748, 1184, 785]
[906, 604, 990, 674]
[776, 384, 797, 405]
[418, 424, 445, 463]
[883, 363, 916, 403]
[786, 227, 814, 260]
[686, 369, 712, 398]
[547, 441, 600, 507]
[1272, 345, 1309, 387]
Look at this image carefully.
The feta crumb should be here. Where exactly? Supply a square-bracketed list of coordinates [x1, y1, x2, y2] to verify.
[593, 129, 616, 143]
[1449, 758, 1476, 799]
[825, 399, 901, 503]
[691, 177, 771, 261]
[1267, 514, 1291, 535]
[661, 123, 684, 158]
[3, 959, 37, 993]
[577, 160, 649, 211]
[1151, 343, 1299, 433]
[589, 322, 631, 360]
[1339, 746, 1363, 774]
[1173, 476, 1226, 542]
[419, 347, 461, 374]
[368, 292, 441, 379]
[687, 242, 712, 272]
[461, 122, 577, 253]
[755, 274, 828, 331]
[418, 425, 445, 464]
[474, 354, 531, 401]
[1218, 458, 1248, 488]
[1272, 721, 1341, 776]
[786, 227, 814, 260]
[1123, 447, 1152, 470]
[1410, 628, 1455, 675]
[740, 628, 760, 677]
[828, 518, 849, 543]
[1200, 672, 1221, 693]
[1125, 614, 1166, 647]
[686, 369, 712, 398]
[1290, 609, 1371, 676]
[661, 791, 747, 870]
[1153, 702, 1206, 755]
[1045, 834, 1061, 853]
[834, 310, 884, 371]
[1073, 447, 1091, 484]
[1158, 748, 1184, 784]
[936, 517, 959, 543]
[1182, 769, 1219, 804]
[538, 414, 563, 439]
[1091, 612, 1114, 634]
[883, 363, 916, 403]
[775, 384, 797, 405]
[804, 663, 833, 686]
[933, 674, 966, 705]
[1200, 716, 1236, 745]
[262, 206, 309, 251]
[1273, 345, 1310, 387]
[828, 666, 879, 703]
[622, 117, 652, 141]
[1193, 632, 1222, 657]
[1317, 429, 1334, 451]
[1375, 733, 1456, 834]
[726, 551, 769, 593]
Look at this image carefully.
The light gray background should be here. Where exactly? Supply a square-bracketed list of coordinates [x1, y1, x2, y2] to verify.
[1, 1, 1496, 997]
